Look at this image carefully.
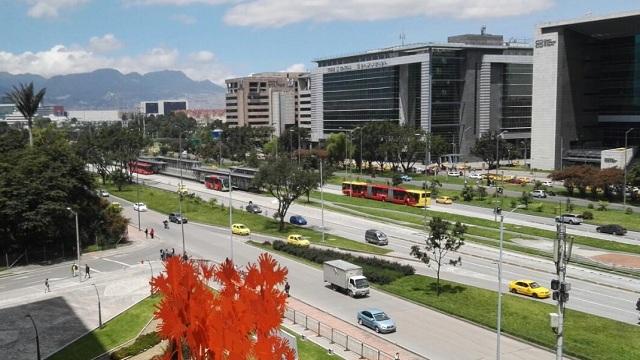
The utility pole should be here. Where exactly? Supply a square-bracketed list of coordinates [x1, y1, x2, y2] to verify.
[320, 159, 325, 243]
[624, 128, 634, 206]
[550, 217, 573, 360]
[178, 132, 186, 257]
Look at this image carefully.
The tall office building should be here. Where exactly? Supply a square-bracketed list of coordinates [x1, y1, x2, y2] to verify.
[224, 72, 309, 136]
[531, 10, 640, 170]
[310, 30, 533, 157]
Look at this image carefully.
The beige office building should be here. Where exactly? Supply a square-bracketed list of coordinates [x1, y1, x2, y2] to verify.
[225, 72, 310, 136]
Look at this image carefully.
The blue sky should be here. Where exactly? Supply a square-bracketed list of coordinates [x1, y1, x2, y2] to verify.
[1, 0, 639, 84]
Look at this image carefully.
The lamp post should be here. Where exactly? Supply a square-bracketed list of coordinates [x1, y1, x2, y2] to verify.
[228, 168, 235, 261]
[136, 171, 141, 231]
[495, 130, 507, 179]
[624, 128, 634, 206]
[178, 132, 186, 257]
[66, 207, 80, 282]
[142, 259, 154, 295]
[91, 283, 103, 328]
[496, 204, 525, 360]
[289, 128, 295, 161]
[320, 159, 325, 243]
[25, 314, 41, 360]
[353, 127, 363, 175]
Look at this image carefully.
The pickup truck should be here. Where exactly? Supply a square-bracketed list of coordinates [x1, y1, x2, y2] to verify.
[323, 260, 369, 297]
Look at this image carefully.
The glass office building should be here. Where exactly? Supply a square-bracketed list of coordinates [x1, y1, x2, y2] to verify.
[311, 32, 533, 157]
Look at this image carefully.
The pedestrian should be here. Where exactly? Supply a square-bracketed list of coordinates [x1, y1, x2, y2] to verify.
[284, 281, 290, 297]
[71, 263, 76, 277]
[150, 228, 155, 239]
[171, 248, 175, 256]
[84, 264, 91, 279]
[44, 278, 50, 293]
[394, 352, 400, 360]
[160, 249, 165, 261]
[144, 228, 148, 238]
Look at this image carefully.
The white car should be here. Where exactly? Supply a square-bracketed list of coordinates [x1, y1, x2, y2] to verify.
[447, 171, 461, 177]
[97, 189, 110, 197]
[469, 173, 483, 179]
[133, 202, 148, 212]
[542, 180, 553, 187]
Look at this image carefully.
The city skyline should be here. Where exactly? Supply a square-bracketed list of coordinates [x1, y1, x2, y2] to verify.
[2, 0, 639, 84]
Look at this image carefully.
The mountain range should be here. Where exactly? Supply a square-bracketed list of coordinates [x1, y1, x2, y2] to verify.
[0, 69, 225, 110]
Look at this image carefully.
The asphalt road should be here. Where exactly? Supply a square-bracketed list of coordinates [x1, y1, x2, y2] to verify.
[137, 173, 640, 324]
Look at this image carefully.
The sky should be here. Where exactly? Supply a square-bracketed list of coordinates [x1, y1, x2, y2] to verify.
[1, 0, 639, 85]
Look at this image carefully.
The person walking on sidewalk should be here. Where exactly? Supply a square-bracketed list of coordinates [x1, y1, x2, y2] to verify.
[44, 278, 50, 293]
[394, 352, 400, 360]
[150, 228, 155, 239]
[84, 264, 91, 279]
[284, 282, 290, 297]
[144, 228, 148, 238]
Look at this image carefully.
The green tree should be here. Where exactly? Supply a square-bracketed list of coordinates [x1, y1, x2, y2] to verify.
[253, 157, 320, 230]
[5, 82, 46, 147]
[461, 184, 475, 201]
[428, 134, 449, 166]
[471, 131, 508, 169]
[325, 132, 352, 167]
[410, 217, 466, 295]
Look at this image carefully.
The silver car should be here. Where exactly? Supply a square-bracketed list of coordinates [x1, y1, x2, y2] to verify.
[555, 213, 583, 225]
[357, 309, 396, 333]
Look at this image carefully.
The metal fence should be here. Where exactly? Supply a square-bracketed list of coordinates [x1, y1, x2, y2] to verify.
[284, 307, 398, 360]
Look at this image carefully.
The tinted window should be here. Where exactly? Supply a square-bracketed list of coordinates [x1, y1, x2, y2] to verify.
[373, 312, 390, 321]
[362, 311, 371, 318]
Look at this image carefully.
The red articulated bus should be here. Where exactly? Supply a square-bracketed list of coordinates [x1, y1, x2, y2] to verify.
[341, 181, 368, 197]
[129, 161, 155, 175]
[342, 181, 431, 207]
[204, 175, 229, 191]
[367, 184, 390, 202]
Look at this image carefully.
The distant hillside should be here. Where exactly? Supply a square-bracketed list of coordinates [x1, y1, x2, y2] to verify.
[0, 69, 225, 110]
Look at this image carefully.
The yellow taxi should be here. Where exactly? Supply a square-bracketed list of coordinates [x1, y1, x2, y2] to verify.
[287, 234, 310, 247]
[435, 196, 454, 205]
[508, 280, 550, 299]
[231, 223, 250, 236]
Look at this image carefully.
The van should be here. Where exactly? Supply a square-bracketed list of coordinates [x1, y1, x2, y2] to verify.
[365, 229, 388, 245]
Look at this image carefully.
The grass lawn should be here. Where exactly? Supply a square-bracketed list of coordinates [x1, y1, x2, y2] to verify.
[106, 183, 389, 255]
[283, 327, 341, 360]
[381, 275, 640, 360]
[49, 295, 161, 360]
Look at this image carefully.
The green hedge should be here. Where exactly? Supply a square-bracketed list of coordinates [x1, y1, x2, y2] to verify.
[272, 240, 414, 284]
[110, 332, 161, 360]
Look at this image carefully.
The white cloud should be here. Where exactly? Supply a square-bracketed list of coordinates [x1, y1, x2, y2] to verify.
[171, 13, 197, 24]
[0, 43, 231, 85]
[190, 50, 215, 62]
[282, 63, 306, 72]
[223, 0, 555, 27]
[123, 0, 229, 5]
[88, 34, 123, 53]
[25, 0, 89, 18]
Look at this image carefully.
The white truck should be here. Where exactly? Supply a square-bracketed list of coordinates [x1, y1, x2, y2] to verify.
[323, 260, 370, 297]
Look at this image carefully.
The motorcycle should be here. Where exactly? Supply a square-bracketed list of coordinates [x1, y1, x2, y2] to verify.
[163, 220, 169, 229]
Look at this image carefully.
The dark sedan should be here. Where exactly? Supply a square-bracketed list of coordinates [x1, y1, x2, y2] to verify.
[169, 213, 188, 224]
[245, 203, 262, 214]
[596, 224, 627, 236]
[289, 215, 307, 225]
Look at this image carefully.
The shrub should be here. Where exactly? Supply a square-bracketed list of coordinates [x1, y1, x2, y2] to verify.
[392, 174, 402, 186]
[582, 211, 594, 220]
[532, 203, 544, 212]
[625, 207, 633, 215]
[111, 332, 160, 360]
[587, 203, 594, 209]
[510, 199, 517, 208]
[597, 201, 609, 211]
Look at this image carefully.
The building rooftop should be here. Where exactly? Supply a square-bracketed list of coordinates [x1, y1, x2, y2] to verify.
[538, 9, 640, 39]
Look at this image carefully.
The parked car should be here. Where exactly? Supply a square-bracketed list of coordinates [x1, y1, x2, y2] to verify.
[245, 202, 262, 214]
[447, 171, 461, 177]
[469, 173, 483, 179]
[508, 280, 550, 299]
[109, 202, 122, 210]
[542, 180, 554, 187]
[287, 234, 310, 247]
[365, 229, 388, 245]
[596, 224, 627, 236]
[530, 190, 547, 198]
[133, 202, 147, 212]
[357, 309, 396, 333]
[231, 223, 250, 235]
[555, 214, 583, 225]
[97, 189, 110, 197]
[290, 215, 307, 225]
[436, 196, 453, 205]
[400, 174, 413, 182]
[169, 212, 188, 224]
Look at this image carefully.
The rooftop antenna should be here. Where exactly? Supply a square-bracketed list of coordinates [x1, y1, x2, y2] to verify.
[400, 32, 406, 46]
[481, 25, 486, 35]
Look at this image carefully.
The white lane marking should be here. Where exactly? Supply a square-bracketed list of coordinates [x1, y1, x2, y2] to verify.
[102, 258, 132, 267]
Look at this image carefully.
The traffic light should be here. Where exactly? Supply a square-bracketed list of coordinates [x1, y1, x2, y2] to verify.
[551, 280, 571, 302]
[494, 207, 502, 215]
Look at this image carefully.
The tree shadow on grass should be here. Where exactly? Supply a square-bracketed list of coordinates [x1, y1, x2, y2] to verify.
[412, 283, 466, 295]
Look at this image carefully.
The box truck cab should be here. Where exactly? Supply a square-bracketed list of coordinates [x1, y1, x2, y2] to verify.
[323, 260, 370, 297]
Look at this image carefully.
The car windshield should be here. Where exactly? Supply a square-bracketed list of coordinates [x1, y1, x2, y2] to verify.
[530, 282, 541, 289]
[354, 278, 369, 288]
[373, 312, 390, 321]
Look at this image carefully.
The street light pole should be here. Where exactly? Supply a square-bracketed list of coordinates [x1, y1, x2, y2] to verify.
[624, 128, 634, 206]
[136, 172, 141, 231]
[66, 208, 80, 282]
[320, 159, 325, 243]
[178, 132, 186, 257]
[91, 283, 103, 328]
[142, 259, 154, 295]
[496, 205, 525, 360]
[25, 314, 41, 360]
[229, 168, 234, 261]
[496, 130, 507, 181]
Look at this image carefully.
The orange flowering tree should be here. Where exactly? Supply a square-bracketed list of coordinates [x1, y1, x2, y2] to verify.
[151, 253, 295, 360]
